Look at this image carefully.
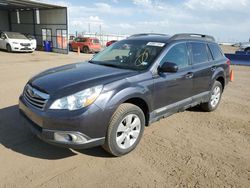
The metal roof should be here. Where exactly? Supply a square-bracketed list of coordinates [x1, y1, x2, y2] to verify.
[0, 0, 65, 10]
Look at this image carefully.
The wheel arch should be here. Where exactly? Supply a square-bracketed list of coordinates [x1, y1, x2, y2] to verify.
[216, 76, 225, 91]
[124, 97, 150, 126]
[211, 67, 226, 91]
[98, 86, 152, 127]
[82, 45, 89, 50]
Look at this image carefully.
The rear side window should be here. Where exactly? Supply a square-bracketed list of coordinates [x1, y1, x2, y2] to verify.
[161, 43, 189, 69]
[189, 42, 209, 64]
[79, 38, 87, 42]
[92, 39, 100, 44]
[208, 44, 224, 60]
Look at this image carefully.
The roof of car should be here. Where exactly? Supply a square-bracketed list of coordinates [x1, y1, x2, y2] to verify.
[127, 34, 170, 43]
[127, 33, 215, 43]
[2, 31, 22, 34]
[78, 37, 98, 39]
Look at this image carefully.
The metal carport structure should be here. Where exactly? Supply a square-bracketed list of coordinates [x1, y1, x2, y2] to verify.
[0, 0, 68, 54]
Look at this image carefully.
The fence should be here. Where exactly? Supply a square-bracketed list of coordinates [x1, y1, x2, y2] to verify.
[77, 33, 129, 46]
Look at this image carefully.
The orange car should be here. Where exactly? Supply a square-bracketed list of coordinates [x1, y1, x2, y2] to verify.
[69, 37, 101, 53]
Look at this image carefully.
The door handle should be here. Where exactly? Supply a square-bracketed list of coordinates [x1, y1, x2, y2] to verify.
[211, 66, 216, 72]
[185, 72, 194, 79]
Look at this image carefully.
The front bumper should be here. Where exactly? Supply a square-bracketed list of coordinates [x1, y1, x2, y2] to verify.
[11, 44, 36, 52]
[89, 48, 101, 53]
[19, 96, 106, 149]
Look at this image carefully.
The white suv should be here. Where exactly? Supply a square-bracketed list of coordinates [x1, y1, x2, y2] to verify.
[239, 42, 250, 52]
[0, 31, 37, 52]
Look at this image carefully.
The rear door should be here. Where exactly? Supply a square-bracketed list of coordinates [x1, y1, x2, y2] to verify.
[153, 42, 193, 116]
[188, 42, 213, 97]
[90, 38, 101, 50]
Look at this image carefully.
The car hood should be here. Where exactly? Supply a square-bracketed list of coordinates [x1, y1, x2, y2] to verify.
[29, 62, 137, 96]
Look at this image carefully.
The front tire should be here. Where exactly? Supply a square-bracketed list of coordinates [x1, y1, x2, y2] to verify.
[103, 103, 145, 156]
[201, 81, 222, 112]
[6, 44, 12, 53]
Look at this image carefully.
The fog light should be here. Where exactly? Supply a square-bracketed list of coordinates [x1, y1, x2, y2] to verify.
[54, 132, 88, 144]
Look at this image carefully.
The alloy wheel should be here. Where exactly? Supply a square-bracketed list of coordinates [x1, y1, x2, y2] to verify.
[116, 114, 141, 149]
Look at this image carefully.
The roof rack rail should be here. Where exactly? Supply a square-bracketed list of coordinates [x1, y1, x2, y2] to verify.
[128, 33, 169, 38]
[170, 33, 215, 42]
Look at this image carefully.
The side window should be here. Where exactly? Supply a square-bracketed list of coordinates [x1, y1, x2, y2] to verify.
[79, 38, 87, 42]
[208, 43, 224, 60]
[160, 43, 189, 69]
[75, 38, 80, 42]
[206, 44, 213, 61]
[189, 42, 209, 64]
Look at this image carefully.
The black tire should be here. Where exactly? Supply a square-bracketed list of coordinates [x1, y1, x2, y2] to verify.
[103, 103, 145, 157]
[6, 44, 12, 53]
[83, 46, 89, 54]
[69, 44, 73, 51]
[200, 81, 222, 112]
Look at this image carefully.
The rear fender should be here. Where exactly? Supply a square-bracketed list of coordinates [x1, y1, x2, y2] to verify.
[211, 67, 226, 90]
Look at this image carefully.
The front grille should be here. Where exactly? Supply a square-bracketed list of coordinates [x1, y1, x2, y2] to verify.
[23, 85, 49, 110]
[20, 48, 32, 50]
[20, 43, 31, 46]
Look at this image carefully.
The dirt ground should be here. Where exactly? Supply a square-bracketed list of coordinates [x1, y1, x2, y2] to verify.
[220, 45, 239, 54]
[0, 50, 249, 188]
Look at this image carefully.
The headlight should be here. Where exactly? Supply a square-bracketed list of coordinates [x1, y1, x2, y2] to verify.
[50, 85, 103, 110]
[12, 42, 19, 44]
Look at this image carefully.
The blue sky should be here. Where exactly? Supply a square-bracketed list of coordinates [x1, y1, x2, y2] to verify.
[41, 0, 250, 42]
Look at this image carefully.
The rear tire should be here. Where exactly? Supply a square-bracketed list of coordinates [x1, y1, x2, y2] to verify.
[83, 46, 89, 54]
[6, 44, 12, 53]
[103, 103, 145, 157]
[200, 81, 222, 112]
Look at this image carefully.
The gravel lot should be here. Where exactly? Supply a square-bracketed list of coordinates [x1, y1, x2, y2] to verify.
[0, 50, 249, 188]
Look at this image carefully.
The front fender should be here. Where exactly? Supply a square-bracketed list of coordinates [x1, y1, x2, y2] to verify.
[95, 86, 152, 112]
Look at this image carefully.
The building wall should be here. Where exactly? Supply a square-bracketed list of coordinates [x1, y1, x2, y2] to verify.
[36, 8, 68, 54]
[0, 10, 9, 31]
[8, 8, 68, 54]
[10, 10, 34, 34]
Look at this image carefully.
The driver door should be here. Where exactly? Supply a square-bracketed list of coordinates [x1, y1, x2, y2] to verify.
[152, 42, 193, 116]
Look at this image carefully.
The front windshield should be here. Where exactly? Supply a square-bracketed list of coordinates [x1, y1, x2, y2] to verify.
[6, 32, 27, 39]
[91, 40, 166, 71]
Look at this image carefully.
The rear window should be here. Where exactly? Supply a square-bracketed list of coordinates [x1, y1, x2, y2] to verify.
[208, 44, 224, 60]
[189, 42, 209, 64]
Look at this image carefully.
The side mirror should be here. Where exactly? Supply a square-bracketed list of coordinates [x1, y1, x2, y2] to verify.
[158, 62, 178, 73]
[1, 36, 6, 40]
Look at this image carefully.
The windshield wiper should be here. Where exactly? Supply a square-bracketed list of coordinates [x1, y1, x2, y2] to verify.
[88, 60, 95, 64]
[98, 63, 121, 68]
